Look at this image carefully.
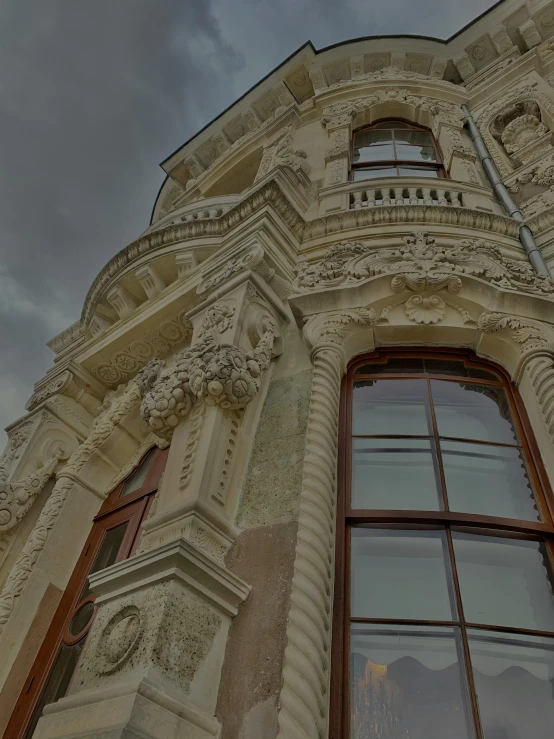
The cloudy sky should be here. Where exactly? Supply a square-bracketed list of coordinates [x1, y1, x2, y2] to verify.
[0, 0, 496, 439]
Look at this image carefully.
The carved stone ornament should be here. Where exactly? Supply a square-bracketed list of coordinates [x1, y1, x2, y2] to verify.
[255, 125, 309, 182]
[96, 605, 143, 674]
[294, 232, 554, 298]
[0, 455, 59, 532]
[501, 114, 549, 155]
[197, 301, 236, 339]
[92, 311, 192, 386]
[404, 294, 446, 324]
[139, 322, 276, 439]
[478, 312, 550, 351]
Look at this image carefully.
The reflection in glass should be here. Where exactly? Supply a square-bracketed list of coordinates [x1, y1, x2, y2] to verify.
[431, 381, 517, 444]
[23, 642, 85, 739]
[351, 528, 455, 621]
[350, 625, 475, 739]
[353, 379, 431, 436]
[452, 533, 554, 631]
[79, 522, 128, 601]
[468, 630, 554, 739]
[352, 438, 441, 510]
[69, 601, 95, 636]
[441, 440, 539, 521]
[352, 166, 397, 181]
[120, 447, 155, 496]
[397, 165, 440, 177]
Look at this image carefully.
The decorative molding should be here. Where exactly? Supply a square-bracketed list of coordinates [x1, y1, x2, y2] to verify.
[91, 310, 193, 386]
[197, 301, 236, 340]
[213, 408, 245, 505]
[82, 179, 304, 327]
[478, 312, 550, 351]
[96, 605, 143, 674]
[0, 380, 143, 634]
[526, 354, 554, 440]
[319, 66, 461, 94]
[47, 321, 84, 355]
[178, 401, 205, 489]
[294, 232, 554, 298]
[0, 455, 59, 532]
[139, 321, 275, 439]
[255, 125, 310, 182]
[27, 370, 102, 416]
[277, 307, 375, 739]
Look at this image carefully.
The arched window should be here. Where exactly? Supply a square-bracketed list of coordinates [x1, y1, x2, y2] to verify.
[351, 120, 445, 181]
[332, 350, 554, 739]
[7, 446, 167, 739]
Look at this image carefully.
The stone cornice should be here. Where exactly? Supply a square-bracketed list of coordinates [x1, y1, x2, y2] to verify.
[81, 177, 305, 328]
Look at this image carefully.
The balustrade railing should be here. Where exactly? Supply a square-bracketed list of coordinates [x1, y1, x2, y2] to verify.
[350, 184, 463, 209]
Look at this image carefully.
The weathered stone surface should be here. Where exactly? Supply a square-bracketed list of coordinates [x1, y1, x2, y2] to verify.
[237, 370, 312, 528]
[217, 521, 297, 739]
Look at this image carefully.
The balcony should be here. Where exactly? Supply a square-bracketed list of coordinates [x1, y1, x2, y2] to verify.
[318, 177, 504, 218]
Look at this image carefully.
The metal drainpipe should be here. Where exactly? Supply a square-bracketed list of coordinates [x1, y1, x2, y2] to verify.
[461, 103, 552, 279]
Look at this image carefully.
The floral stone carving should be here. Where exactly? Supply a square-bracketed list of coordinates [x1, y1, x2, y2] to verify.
[0, 454, 59, 532]
[139, 322, 276, 439]
[294, 232, 554, 298]
[501, 114, 549, 155]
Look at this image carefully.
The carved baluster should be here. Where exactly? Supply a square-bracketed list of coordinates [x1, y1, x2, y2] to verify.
[437, 189, 448, 206]
[382, 188, 392, 206]
[366, 188, 375, 208]
[452, 191, 463, 207]
[352, 190, 363, 210]
[408, 187, 418, 205]
[393, 187, 403, 205]
[422, 188, 433, 205]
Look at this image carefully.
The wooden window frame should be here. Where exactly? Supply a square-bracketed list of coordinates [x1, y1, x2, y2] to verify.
[330, 348, 554, 739]
[350, 118, 447, 181]
[6, 446, 168, 739]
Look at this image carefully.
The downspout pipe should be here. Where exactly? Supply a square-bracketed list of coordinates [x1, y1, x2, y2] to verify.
[461, 103, 552, 279]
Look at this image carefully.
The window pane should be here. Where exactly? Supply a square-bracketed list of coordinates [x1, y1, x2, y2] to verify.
[431, 381, 518, 444]
[355, 357, 425, 375]
[351, 625, 475, 739]
[397, 165, 440, 177]
[441, 441, 539, 521]
[352, 438, 441, 510]
[69, 601, 95, 636]
[452, 533, 554, 631]
[23, 642, 85, 739]
[468, 630, 554, 739]
[351, 528, 455, 620]
[120, 447, 155, 496]
[354, 143, 395, 162]
[353, 379, 431, 436]
[395, 131, 438, 162]
[80, 522, 128, 600]
[352, 166, 398, 180]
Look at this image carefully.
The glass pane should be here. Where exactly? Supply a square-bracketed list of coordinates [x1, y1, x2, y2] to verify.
[69, 600, 95, 636]
[120, 447, 155, 496]
[353, 379, 431, 436]
[397, 165, 440, 177]
[442, 441, 539, 521]
[353, 357, 501, 380]
[353, 166, 398, 180]
[354, 144, 395, 162]
[372, 120, 413, 129]
[80, 521, 128, 600]
[351, 625, 475, 739]
[352, 438, 441, 510]
[355, 357, 425, 375]
[452, 533, 554, 631]
[23, 642, 85, 739]
[395, 131, 438, 162]
[431, 381, 518, 444]
[468, 630, 554, 739]
[351, 528, 455, 620]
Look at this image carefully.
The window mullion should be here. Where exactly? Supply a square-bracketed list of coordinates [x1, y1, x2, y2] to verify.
[445, 525, 484, 739]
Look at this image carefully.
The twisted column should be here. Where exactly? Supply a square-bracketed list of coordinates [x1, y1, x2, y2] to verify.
[277, 308, 374, 739]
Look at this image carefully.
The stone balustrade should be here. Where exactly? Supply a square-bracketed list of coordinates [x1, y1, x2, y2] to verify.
[318, 177, 502, 217]
[146, 194, 240, 234]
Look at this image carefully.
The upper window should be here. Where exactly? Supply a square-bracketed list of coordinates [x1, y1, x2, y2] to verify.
[333, 350, 554, 739]
[351, 120, 445, 181]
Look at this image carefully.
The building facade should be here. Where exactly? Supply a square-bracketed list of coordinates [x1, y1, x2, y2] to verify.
[4, 1, 554, 737]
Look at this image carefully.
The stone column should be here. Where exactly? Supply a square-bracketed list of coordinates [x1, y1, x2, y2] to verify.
[32, 262, 288, 739]
[276, 308, 375, 739]
[319, 103, 357, 214]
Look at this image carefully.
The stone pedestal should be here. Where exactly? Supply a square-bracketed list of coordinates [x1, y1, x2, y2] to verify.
[33, 539, 249, 739]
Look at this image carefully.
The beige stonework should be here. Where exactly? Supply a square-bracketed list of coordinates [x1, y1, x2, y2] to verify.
[5, 2, 554, 737]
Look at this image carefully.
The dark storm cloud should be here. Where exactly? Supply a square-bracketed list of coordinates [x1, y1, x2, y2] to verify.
[0, 0, 496, 437]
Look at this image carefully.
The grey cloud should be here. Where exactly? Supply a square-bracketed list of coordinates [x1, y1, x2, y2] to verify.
[0, 0, 496, 439]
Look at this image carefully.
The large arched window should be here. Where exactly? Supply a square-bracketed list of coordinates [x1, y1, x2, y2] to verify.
[6, 446, 167, 739]
[351, 120, 445, 181]
[332, 350, 554, 739]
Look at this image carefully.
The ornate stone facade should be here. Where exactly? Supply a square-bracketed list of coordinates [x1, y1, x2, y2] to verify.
[5, 4, 554, 739]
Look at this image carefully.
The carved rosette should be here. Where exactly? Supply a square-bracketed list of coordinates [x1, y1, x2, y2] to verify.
[139, 323, 276, 439]
[277, 308, 375, 739]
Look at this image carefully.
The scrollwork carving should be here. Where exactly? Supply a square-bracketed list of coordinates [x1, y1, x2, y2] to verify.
[0, 455, 59, 532]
